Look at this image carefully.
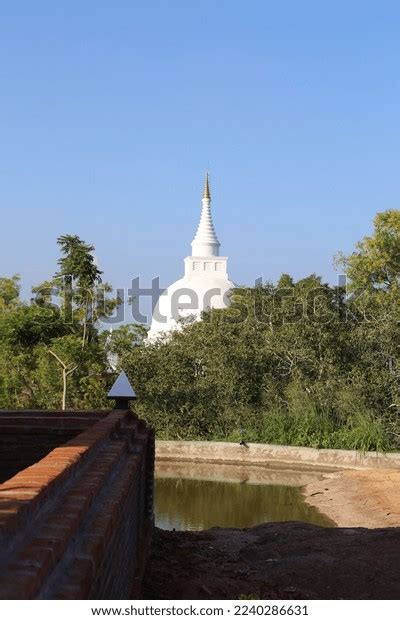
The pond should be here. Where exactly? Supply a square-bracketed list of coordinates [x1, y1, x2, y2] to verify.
[155, 460, 335, 531]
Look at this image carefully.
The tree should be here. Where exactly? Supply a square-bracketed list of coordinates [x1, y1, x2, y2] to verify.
[0, 235, 119, 410]
[0, 275, 20, 309]
[338, 210, 400, 426]
[337, 209, 400, 291]
[102, 324, 148, 371]
[55, 234, 103, 347]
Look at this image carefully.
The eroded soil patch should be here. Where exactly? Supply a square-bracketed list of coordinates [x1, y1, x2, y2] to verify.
[142, 522, 400, 600]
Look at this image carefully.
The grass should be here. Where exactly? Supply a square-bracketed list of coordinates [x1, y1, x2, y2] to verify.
[139, 402, 394, 452]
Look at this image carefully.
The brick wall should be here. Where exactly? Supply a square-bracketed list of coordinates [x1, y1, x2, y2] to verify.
[0, 409, 154, 600]
[0, 410, 106, 484]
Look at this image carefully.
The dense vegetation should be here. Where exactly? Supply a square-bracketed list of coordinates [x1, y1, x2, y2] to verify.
[0, 211, 399, 451]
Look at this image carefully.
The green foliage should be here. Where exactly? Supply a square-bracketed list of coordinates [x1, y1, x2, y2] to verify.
[0, 212, 399, 452]
[0, 235, 116, 410]
[125, 211, 400, 451]
[102, 323, 148, 371]
[56, 234, 102, 288]
[0, 275, 20, 308]
[337, 210, 400, 291]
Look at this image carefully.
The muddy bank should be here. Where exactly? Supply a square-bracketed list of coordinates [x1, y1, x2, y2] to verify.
[142, 522, 400, 600]
[303, 468, 400, 528]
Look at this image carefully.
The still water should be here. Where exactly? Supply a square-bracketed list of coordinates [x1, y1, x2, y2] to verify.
[155, 463, 334, 531]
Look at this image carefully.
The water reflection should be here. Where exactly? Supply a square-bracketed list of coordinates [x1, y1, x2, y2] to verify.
[155, 459, 332, 487]
[155, 476, 334, 531]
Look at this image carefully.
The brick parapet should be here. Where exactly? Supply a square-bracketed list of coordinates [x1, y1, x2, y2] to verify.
[0, 409, 154, 599]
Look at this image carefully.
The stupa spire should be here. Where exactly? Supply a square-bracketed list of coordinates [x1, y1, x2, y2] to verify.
[191, 172, 220, 257]
[203, 171, 211, 200]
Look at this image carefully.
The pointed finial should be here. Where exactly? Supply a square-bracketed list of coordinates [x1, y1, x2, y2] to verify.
[107, 370, 136, 409]
[203, 171, 211, 200]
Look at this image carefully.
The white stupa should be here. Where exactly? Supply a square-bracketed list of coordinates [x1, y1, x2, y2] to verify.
[148, 174, 234, 339]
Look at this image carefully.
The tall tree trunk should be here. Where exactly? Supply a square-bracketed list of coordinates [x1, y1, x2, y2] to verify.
[82, 311, 87, 348]
[48, 349, 77, 411]
[82, 292, 90, 348]
[62, 367, 67, 410]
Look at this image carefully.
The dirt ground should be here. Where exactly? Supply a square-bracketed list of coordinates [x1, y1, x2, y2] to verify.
[142, 468, 400, 600]
[303, 468, 400, 528]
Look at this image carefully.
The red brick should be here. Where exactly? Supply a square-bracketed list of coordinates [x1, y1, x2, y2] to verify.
[79, 535, 106, 571]
[13, 543, 55, 581]
[34, 526, 70, 558]
[0, 568, 43, 599]
[62, 557, 95, 598]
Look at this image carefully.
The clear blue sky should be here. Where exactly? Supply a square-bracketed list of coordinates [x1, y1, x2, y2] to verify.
[1, 1, 399, 301]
